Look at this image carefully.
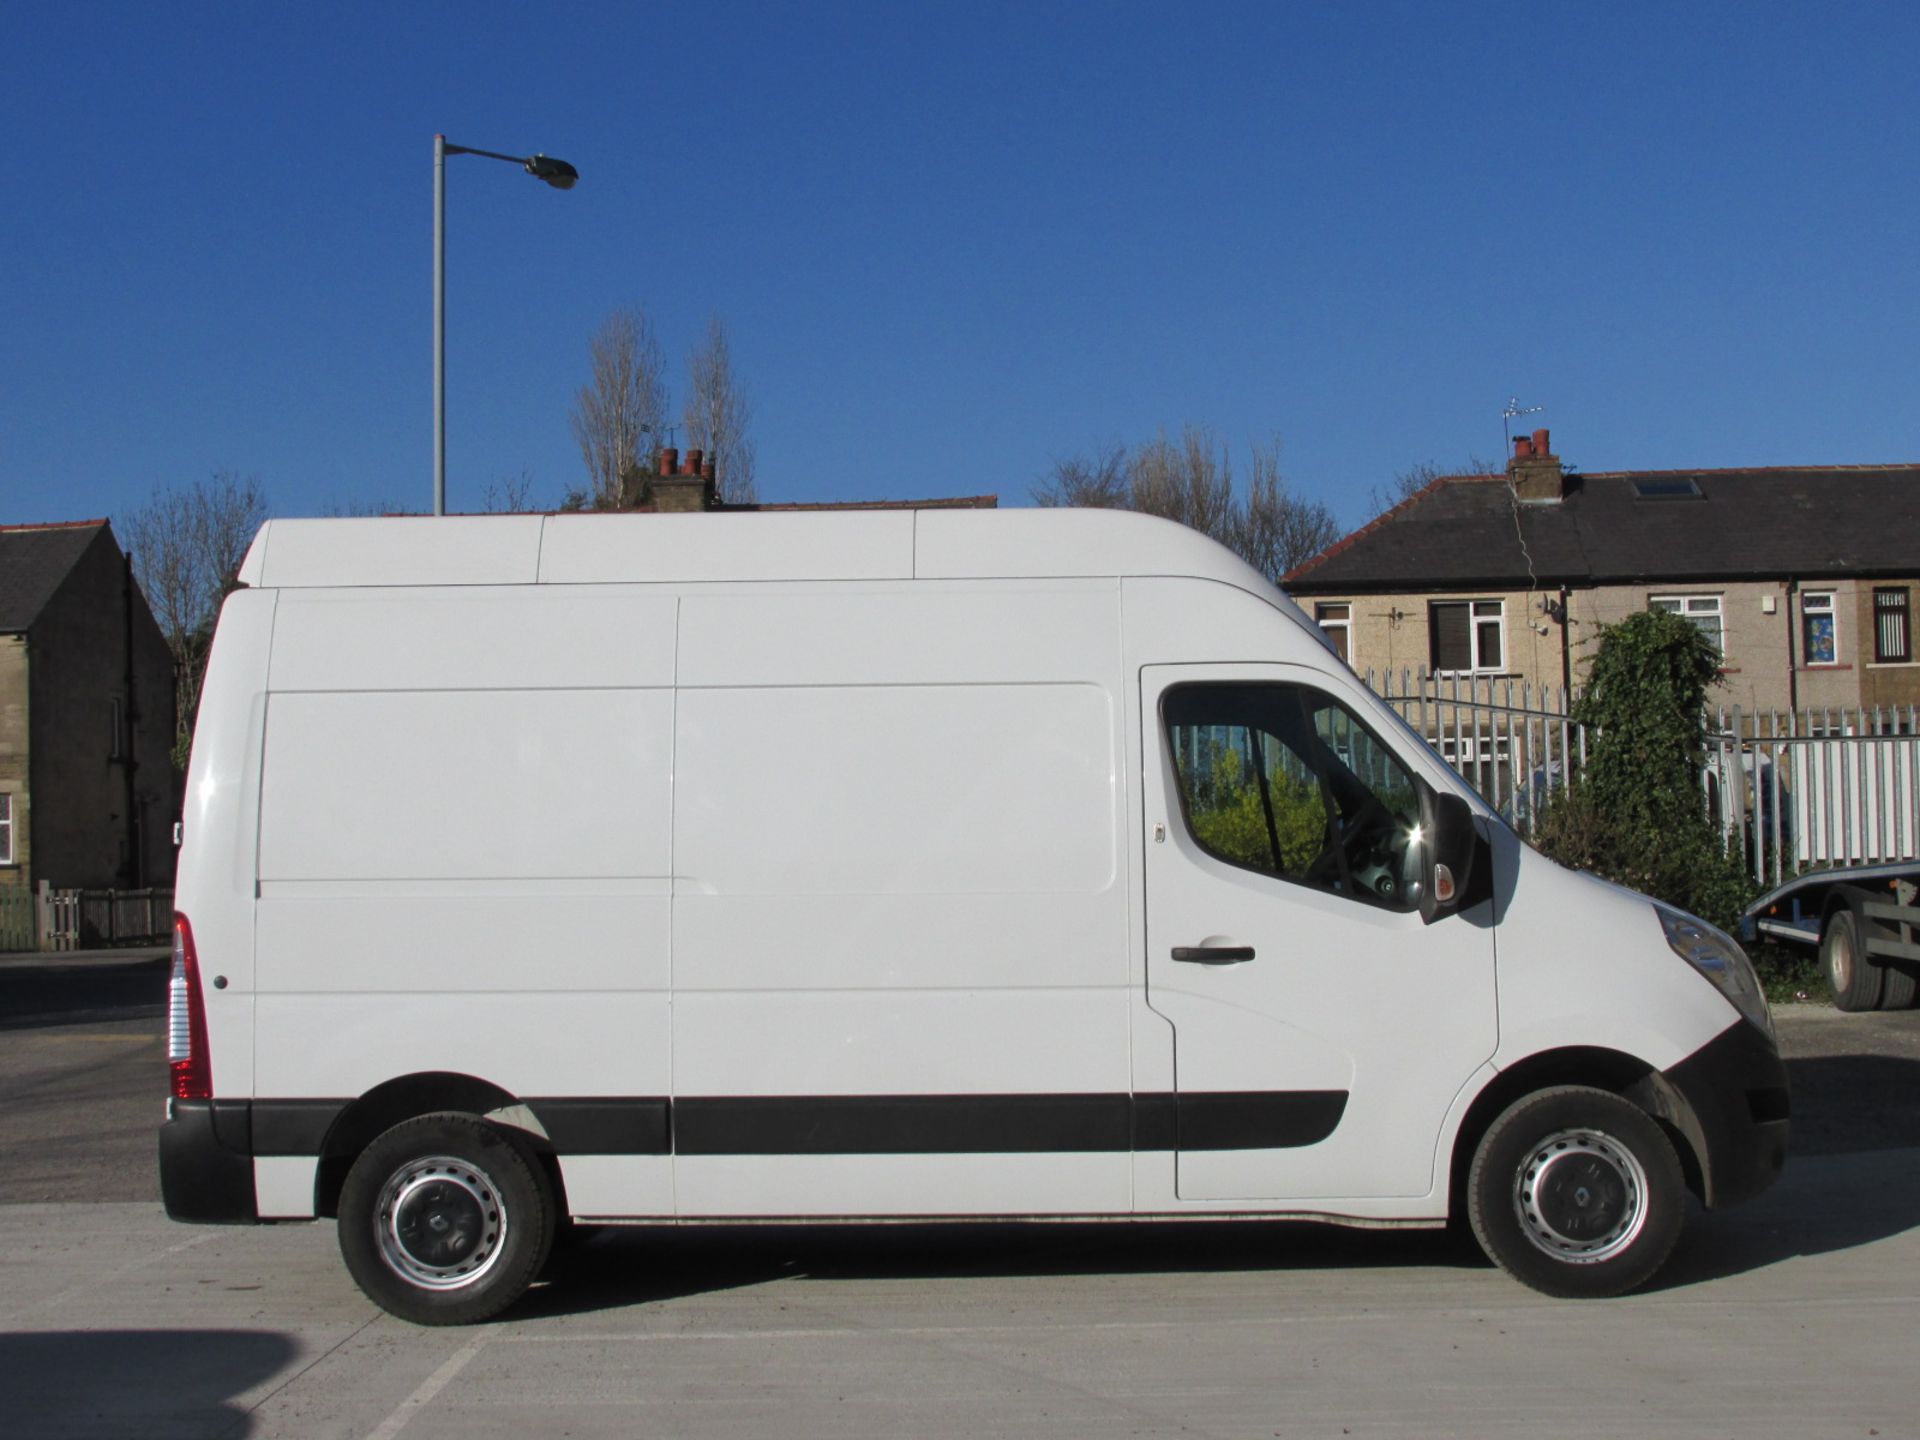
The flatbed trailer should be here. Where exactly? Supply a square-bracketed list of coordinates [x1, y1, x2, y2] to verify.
[1740, 862, 1920, 1011]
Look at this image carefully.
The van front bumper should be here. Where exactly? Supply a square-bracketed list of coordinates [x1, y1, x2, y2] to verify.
[1658, 1019, 1790, 1210]
[159, 1099, 258, 1223]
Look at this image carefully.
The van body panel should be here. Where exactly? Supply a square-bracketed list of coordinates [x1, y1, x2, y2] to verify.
[540, 510, 915, 584]
[267, 586, 677, 692]
[558, 1155, 675, 1218]
[174, 588, 278, 1100]
[258, 689, 674, 881]
[1489, 843, 1744, 1071]
[246, 516, 545, 588]
[676, 581, 1116, 688]
[669, 583, 1130, 1214]
[254, 1156, 317, 1218]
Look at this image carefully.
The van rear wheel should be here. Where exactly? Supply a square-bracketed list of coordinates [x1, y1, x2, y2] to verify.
[1467, 1086, 1684, 1299]
[338, 1112, 555, 1326]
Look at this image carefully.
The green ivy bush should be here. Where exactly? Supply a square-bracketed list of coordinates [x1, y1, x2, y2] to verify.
[1530, 608, 1757, 930]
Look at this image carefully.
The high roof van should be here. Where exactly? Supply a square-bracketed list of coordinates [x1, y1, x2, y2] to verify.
[160, 509, 1787, 1324]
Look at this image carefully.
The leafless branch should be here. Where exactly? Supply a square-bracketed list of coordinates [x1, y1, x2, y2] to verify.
[570, 307, 669, 509]
[682, 315, 757, 505]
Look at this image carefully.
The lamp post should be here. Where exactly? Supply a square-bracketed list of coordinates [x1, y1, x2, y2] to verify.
[434, 135, 579, 516]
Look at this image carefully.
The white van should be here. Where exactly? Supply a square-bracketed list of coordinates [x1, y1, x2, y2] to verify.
[160, 509, 1788, 1324]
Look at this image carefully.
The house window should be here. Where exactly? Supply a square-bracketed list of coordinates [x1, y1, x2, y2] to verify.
[1875, 587, 1912, 663]
[1650, 595, 1724, 655]
[0, 795, 12, 865]
[1314, 603, 1351, 663]
[1801, 592, 1838, 666]
[1429, 600, 1504, 674]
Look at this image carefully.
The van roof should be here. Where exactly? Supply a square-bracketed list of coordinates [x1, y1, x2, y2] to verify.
[237, 508, 1294, 603]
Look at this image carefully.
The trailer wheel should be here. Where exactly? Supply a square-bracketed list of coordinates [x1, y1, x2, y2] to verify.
[1881, 958, 1918, 1011]
[338, 1112, 555, 1326]
[1467, 1086, 1684, 1298]
[1822, 907, 1883, 1012]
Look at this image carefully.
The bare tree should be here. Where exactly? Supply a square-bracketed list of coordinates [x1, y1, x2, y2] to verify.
[479, 470, 540, 514]
[570, 307, 669, 509]
[121, 470, 269, 768]
[682, 315, 757, 505]
[1366, 454, 1501, 517]
[1031, 427, 1337, 586]
[1033, 442, 1129, 509]
[1127, 425, 1235, 544]
[1229, 435, 1340, 582]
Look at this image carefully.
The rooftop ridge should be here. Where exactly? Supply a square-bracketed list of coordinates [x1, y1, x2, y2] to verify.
[0, 517, 107, 532]
[1580, 463, 1920, 478]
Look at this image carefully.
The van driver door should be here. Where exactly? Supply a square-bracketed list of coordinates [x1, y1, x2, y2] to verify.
[1141, 663, 1497, 1202]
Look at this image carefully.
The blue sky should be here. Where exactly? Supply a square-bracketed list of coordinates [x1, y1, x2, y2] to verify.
[4, 2, 1917, 532]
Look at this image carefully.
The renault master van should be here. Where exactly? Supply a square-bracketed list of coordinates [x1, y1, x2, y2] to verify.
[160, 509, 1787, 1324]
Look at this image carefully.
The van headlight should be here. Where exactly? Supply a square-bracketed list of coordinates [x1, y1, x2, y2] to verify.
[1656, 903, 1774, 1041]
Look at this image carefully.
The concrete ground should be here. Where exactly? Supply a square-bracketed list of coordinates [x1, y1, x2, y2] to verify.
[3, 953, 1918, 1438]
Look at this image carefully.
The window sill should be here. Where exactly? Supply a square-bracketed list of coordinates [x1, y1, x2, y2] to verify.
[1867, 660, 1919, 669]
[1798, 663, 1853, 673]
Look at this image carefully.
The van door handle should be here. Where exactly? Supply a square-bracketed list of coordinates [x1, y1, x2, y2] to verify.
[1171, 945, 1255, 964]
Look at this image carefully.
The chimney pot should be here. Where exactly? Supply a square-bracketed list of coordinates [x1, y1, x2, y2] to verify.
[683, 448, 703, 476]
[1513, 436, 1534, 461]
[1532, 427, 1551, 456]
[659, 447, 678, 477]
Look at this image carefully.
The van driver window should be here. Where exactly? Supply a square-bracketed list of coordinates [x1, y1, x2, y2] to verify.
[1163, 682, 1422, 911]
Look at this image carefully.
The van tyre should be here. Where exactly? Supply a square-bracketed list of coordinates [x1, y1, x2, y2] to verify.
[1822, 905, 1883, 1012]
[338, 1112, 555, 1326]
[1467, 1087, 1685, 1299]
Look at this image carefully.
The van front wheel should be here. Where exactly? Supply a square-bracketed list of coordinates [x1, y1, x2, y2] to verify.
[338, 1112, 555, 1325]
[1467, 1086, 1684, 1298]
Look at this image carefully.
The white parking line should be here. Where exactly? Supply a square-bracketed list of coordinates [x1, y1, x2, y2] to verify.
[362, 1331, 490, 1440]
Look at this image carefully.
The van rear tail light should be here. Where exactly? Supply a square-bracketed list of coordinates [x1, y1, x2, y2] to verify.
[168, 913, 213, 1101]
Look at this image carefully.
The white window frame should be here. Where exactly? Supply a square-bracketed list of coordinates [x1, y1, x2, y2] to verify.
[1800, 591, 1839, 667]
[0, 794, 13, 865]
[1874, 587, 1912, 664]
[1314, 602, 1352, 664]
[1429, 598, 1506, 675]
[1650, 594, 1724, 656]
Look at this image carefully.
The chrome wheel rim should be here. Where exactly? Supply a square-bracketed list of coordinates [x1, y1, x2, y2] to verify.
[374, 1156, 508, 1291]
[1512, 1128, 1649, 1264]
[1829, 923, 1854, 991]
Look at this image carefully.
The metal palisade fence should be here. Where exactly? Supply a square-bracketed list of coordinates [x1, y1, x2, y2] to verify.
[1362, 668, 1920, 887]
[1365, 668, 1586, 835]
[1704, 705, 1920, 885]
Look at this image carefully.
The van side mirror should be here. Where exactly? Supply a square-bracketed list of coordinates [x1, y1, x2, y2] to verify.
[1418, 786, 1477, 926]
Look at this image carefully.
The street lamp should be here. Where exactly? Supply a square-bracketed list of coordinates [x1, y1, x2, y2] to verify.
[433, 135, 579, 516]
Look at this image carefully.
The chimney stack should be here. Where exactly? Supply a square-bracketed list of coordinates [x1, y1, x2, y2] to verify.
[647, 445, 718, 512]
[1507, 428, 1566, 503]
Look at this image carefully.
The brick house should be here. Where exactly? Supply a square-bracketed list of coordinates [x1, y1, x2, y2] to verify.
[1284, 434, 1920, 723]
[0, 520, 177, 896]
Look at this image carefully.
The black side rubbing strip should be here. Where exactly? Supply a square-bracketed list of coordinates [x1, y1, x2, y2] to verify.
[676, 1091, 1349, 1155]
[250, 1100, 347, 1157]
[674, 1094, 1136, 1156]
[530, 1098, 671, 1155]
[228, 1091, 1349, 1158]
